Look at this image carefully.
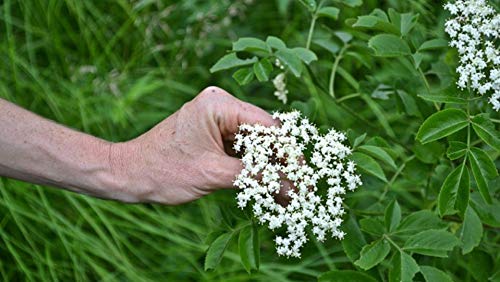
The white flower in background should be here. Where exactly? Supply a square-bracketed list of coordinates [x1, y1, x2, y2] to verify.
[272, 73, 288, 104]
[444, 0, 500, 110]
[233, 111, 362, 258]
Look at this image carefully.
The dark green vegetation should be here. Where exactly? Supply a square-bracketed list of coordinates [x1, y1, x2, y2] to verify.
[1, 0, 499, 281]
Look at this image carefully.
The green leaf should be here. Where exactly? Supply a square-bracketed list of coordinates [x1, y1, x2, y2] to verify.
[358, 145, 397, 170]
[418, 39, 449, 51]
[204, 232, 233, 270]
[232, 37, 269, 53]
[354, 238, 391, 270]
[447, 141, 468, 160]
[352, 16, 399, 34]
[210, 53, 258, 73]
[413, 142, 445, 164]
[412, 52, 424, 69]
[232, 68, 254, 85]
[253, 59, 273, 82]
[385, 200, 401, 232]
[368, 34, 411, 57]
[266, 36, 287, 50]
[351, 152, 387, 182]
[318, 270, 377, 282]
[275, 49, 303, 77]
[341, 214, 366, 262]
[395, 210, 446, 235]
[403, 230, 459, 257]
[416, 109, 469, 144]
[396, 90, 420, 117]
[336, 0, 363, 7]
[420, 266, 453, 282]
[292, 47, 317, 64]
[388, 9, 418, 36]
[389, 251, 420, 282]
[353, 133, 367, 148]
[238, 224, 259, 273]
[471, 114, 500, 151]
[438, 163, 470, 217]
[313, 38, 341, 54]
[360, 218, 385, 236]
[459, 207, 483, 254]
[317, 7, 340, 20]
[469, 147, 497, 204]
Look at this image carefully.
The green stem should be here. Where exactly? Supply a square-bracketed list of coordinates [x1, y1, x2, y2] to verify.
[306, 16, 317, 50]
[336, 92, 361, 103]
[378, 155, 416, 202]
[329, 44, 349, 99]
[383, 235, 402, 252]
[418, 67, 439, 111]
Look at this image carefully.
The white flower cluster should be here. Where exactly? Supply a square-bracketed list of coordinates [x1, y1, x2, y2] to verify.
[233, 111, 362, 258]
[272, 59, 288, 104]
[444, 0, 500, 110]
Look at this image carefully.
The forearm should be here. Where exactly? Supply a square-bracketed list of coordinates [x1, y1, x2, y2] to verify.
[0, 98, 130, 201]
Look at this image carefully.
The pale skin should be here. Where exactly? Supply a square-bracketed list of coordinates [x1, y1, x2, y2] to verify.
[0, 86, 288, 205]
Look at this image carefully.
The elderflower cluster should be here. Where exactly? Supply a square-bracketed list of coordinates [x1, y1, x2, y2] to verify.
[444, 0, 500, 110]
[272, 59, 288, 104]
[233, 111, 362, 257]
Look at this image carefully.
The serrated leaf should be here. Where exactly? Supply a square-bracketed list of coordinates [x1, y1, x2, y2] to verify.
[232, 67, 254, 85]
[389, 251, 420, 282]
[459, 207, 483, 254]
[238, 224, 259, 273]
[388, 9, 418, 36]
[210, 53, 258, 73]
[438, 163, 469, 217]
[253, 59, 273, 82]
[447, 141, 468, 160]
[394, 210, 446, 235]
[469, 147, 497, 204]
[275, 49, 303, 77]
[471, 114, 500, 151]
[341, 214, 366, 262]
[385, 200, 401, 232]
[420, 266, 453, 282]
[292, 47, 317, 64]
[418, 39, 449, 51]
[368, 34, 411, 57]
[266, 36, 287, 50]
[403, 230, 459, 257]
[351, 152, 387, 182]
[313, 38, 341, 54]
[358, 145, 397, 170]
[416, 109, 469, 144]
[204, 232, 233, 271]
[352, 15, 399, 34]
[318, 270, 377, 282]
[232, 37, 269, 53]
[354, 238, 391, 270]
[317, 7, 340, 20]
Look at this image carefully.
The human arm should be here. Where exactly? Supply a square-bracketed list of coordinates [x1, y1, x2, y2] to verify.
[0, 86, 278, 204]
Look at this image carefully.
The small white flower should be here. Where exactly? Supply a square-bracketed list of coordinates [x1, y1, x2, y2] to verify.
[272, 73, 288, 104]
[233, 111, 362, 257]
[444, 0, 500, 110]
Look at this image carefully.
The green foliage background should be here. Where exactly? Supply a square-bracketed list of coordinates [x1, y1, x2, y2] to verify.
[0, 0, 499, 281]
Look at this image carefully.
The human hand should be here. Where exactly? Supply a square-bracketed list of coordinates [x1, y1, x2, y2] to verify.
[110, 86, 284, 205]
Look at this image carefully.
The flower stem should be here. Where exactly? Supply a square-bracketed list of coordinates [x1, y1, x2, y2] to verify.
[329, 44, 349, 99]
[306, 16, 317, 50]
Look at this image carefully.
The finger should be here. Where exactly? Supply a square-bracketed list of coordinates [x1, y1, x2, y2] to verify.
[208, 155, 243, 190]
[205, 88, 279, 140]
